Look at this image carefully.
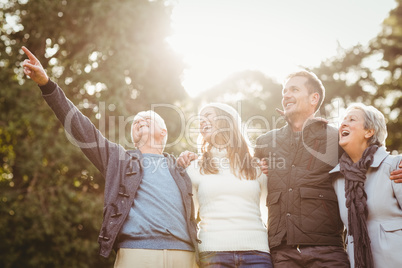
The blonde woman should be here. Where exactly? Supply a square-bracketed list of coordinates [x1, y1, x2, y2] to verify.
[178, 103, 272, 268]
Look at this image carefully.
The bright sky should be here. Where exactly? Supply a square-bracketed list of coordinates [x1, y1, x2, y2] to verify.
[168, 0, 397, 97]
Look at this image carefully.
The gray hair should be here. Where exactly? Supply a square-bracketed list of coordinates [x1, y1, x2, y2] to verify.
[131, 110, 168, 147]
[345, 103, 387, 147]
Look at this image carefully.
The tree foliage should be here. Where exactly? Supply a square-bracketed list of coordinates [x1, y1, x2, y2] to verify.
[370, 0, 402, 151]
[1, 0, 186, 267]
[1, 0, 402, 267]
[192, 70, 285, 149]
[311, 0, 402, 152]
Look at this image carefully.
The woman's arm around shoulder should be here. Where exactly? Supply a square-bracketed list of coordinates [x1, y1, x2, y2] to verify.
[390, 155, 402, 206]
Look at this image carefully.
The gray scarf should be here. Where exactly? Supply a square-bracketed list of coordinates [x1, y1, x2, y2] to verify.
[339, 145, 378, 268]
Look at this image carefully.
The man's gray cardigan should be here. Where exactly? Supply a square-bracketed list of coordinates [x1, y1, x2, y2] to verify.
[39, 80, 198, 258]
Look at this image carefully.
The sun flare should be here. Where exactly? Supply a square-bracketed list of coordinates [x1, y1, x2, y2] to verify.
[168, 0, 396, 98]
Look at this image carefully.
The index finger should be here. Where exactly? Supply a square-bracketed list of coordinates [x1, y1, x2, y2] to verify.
[22, 46, 39, 62]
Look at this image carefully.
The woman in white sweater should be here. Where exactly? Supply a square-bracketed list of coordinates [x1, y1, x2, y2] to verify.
[179, 103, 272, 268]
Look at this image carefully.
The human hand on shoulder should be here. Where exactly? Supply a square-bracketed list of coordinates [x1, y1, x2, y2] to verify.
[390, 160, 402, 183]
[177, 150, 198, 168]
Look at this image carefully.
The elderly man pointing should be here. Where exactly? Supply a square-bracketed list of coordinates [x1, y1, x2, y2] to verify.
[22, 46, 198, 268]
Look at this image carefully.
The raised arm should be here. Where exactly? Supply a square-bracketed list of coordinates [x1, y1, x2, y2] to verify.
[21, 46, 122, 176]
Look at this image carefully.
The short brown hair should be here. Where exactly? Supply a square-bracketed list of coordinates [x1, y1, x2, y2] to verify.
[285, 70, 325, 112]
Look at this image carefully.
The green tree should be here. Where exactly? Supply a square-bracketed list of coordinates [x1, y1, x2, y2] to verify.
[312, 0, 402, 152]
[191, 70, 284, 149]
[370, 0, 402, 151]
[0, 0, 186, 267]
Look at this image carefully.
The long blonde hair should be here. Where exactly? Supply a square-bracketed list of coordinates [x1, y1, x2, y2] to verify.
[198, 105, 257, 180]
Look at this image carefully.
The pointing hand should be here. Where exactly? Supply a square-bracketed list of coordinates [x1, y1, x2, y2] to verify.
[21, 46, 49, 86]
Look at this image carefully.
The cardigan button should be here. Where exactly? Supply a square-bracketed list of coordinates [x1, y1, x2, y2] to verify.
[118, 192, 130, 197]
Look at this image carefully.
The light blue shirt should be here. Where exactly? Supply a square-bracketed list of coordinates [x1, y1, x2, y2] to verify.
[117, 154, 193, 251]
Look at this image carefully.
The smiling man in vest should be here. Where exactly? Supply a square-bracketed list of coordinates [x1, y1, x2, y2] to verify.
[255, 70, 350, 267]
[255, 70, 402, 268]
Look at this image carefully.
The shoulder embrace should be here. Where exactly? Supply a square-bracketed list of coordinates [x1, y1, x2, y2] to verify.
[385, 154, 402, 170]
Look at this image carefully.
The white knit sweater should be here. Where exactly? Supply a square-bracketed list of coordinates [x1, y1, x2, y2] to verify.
[186, 148, 269, 253]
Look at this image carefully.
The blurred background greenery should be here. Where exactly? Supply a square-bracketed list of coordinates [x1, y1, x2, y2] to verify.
[1, 0, 401, 267]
